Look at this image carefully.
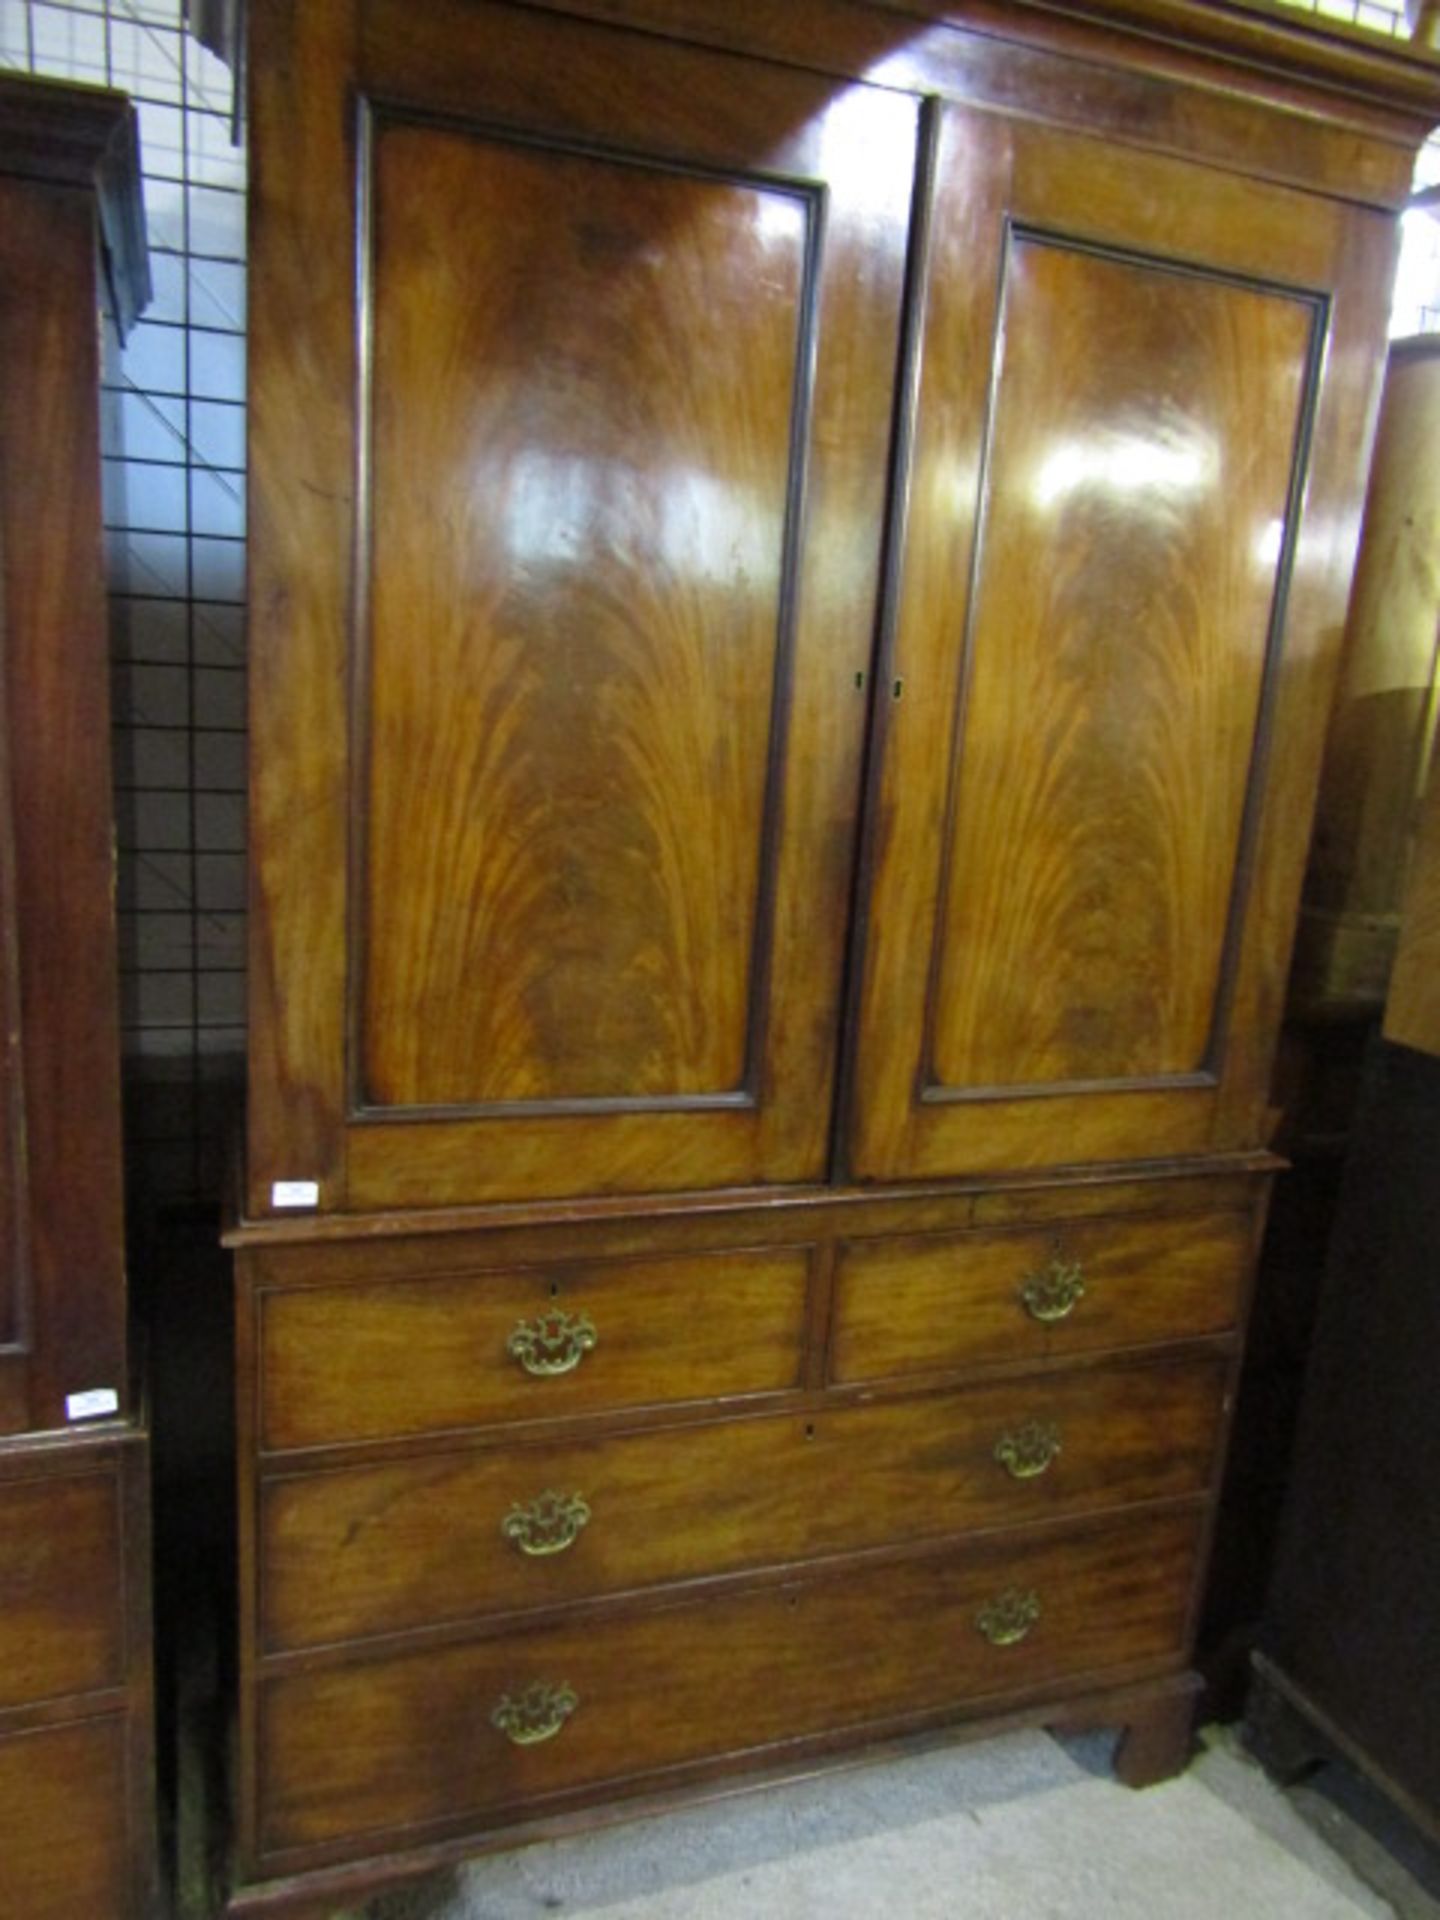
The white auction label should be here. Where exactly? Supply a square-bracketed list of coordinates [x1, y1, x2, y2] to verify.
[66, 1387, 119, 1421]
[271, 1180, 320, 1209]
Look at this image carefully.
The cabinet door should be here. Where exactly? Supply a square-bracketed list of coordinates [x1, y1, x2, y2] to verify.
[846, 105, 1395, 1181]
[246, 0, 916, 1213]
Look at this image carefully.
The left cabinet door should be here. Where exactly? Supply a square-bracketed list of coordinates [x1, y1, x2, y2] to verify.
[246, 0, 917, 1214]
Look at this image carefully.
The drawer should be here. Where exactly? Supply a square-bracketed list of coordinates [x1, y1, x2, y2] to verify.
[260, 1245, 811, 1451]
[260, 1354, 1225, 1651]
[831, 1209, 1251, 1384]
[0, 1470, 125, 1708]
[0, 1717, 130, 1920]
[258, 1506, 1200, 1860]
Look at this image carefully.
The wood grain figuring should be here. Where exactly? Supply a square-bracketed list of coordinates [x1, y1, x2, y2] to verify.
[362, 124, 805, 1110]
[257, 1508, 1200, 1861]
[929, 236, 1314, 1093]
[246, 0, 916, 1210]
[260, 1356, 1224, 1652]
[831, 1209, 1251, 1384]
[0, 1717, 130, 1920]
[260, 1245, 811, 1451]
[847, 103, 1392, 1179]
[0, 1470, 124, 1706]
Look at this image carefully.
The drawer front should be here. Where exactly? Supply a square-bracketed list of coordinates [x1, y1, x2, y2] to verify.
[0, 1471, 124, 1708]
[259, 1507, 1200, 1859]
[832, 1209, 1251, 1384]
[261, 1355, 1224, 1651]
[261, 1245, 812, 1451]
[0, 1717, 130, 1920]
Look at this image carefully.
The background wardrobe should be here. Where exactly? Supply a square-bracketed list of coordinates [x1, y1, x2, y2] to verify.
[0, 73, 155, 1920]
[226, 3, 1440, 1913]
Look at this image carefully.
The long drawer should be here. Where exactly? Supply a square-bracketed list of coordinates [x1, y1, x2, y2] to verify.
[831, 1209, 1251, 1384]
[0, 1468, 125, 1708]
[257, 1506, 1201, 1862]
[260, 1354, 1224, 1652]
[260, 1244, 812, 1451]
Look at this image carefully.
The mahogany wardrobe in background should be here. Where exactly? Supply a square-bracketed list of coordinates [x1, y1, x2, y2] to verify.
[0, 74, 155, 1920]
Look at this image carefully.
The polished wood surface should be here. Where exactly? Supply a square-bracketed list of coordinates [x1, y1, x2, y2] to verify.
[0, 1718, 131, 1920]
[0, 1430, 156, 1920]
[0, 81, 155, 1919]
[364, 127, 800, 1111]
[231, 0, 1433, 1906]
[247, 0, 916, 1211]
[1384, 753, 1440, 1055]
[261, 1355, 1223, 1653]
[847, 100, 1397, 1180]
[929, 241, 1309, 1092]
[831, 1209, 1251, 1384]
[257, 1508, 1200, 1864]
[260, 1245, 811, 1451]
[0, 1470, 124, 1706]
[0, 170, 127, 1431]
[1296, 339, 1440, 1014]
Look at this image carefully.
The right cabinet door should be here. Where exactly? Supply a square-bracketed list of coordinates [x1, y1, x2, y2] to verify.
[847, 103, 1395, 1182]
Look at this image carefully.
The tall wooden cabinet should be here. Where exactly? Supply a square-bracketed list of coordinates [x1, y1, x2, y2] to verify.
[0, 76, 155, 1920]
[228, 3, 1440, 1912]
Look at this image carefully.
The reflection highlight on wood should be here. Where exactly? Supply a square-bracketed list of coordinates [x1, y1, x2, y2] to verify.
[362, 123, 808, 1111]
[929, 236, 1314, 1093]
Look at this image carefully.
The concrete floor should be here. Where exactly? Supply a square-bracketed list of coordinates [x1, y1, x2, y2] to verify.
[352, 1725, 1440, 1920]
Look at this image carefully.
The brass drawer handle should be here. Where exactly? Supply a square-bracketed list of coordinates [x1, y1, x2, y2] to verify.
[507, 1308, 598, 1377]
[502, 1489, 592, 1557]
[976, 1588, 1041, 1647]
[1019, 1253, 1085, 1323]
[994, 1420, 1062, 1480]
[490, 1680, 579, 1747]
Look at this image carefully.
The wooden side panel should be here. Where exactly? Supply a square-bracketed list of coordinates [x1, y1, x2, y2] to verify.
[363, 125, 803, 1112]
[258, 1508, 1200, 1861]
[1384, 751, 1440, 1056]
[0, 1718, 130, 1920]
[848, 104, 1396, 1179]
[0, 175, 127, 1429]
[246, 0, 916, 1211]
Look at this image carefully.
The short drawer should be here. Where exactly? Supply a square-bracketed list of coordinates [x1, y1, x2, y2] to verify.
[0, 1717, 130, 1920]
[259, 1245, 811, 1451]
[258, 1506, 1200, 1861]
[831, 1209, 1251, 1383]
[260, 1354, 1224, 1651]
[0, 1470, 124, 1708]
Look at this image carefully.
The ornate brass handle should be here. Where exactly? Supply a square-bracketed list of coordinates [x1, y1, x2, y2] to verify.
[507, 1308, 598, 1377]
[490, 1680, 579, 1746]
[976, 1588, 1041, 1647]
[994, 1420, 1062, 1480]
[502, 1489, 592, 1557]
[1019, 1253, 1085, 1323]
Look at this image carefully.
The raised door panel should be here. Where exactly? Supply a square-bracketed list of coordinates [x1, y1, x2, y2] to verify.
[246, 0, 917, 1213]
[0, 175, 127, 1429]
[847, 105, 1396, 1180]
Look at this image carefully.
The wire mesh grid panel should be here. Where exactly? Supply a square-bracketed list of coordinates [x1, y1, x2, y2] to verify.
[0, 0, 245, 1205]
